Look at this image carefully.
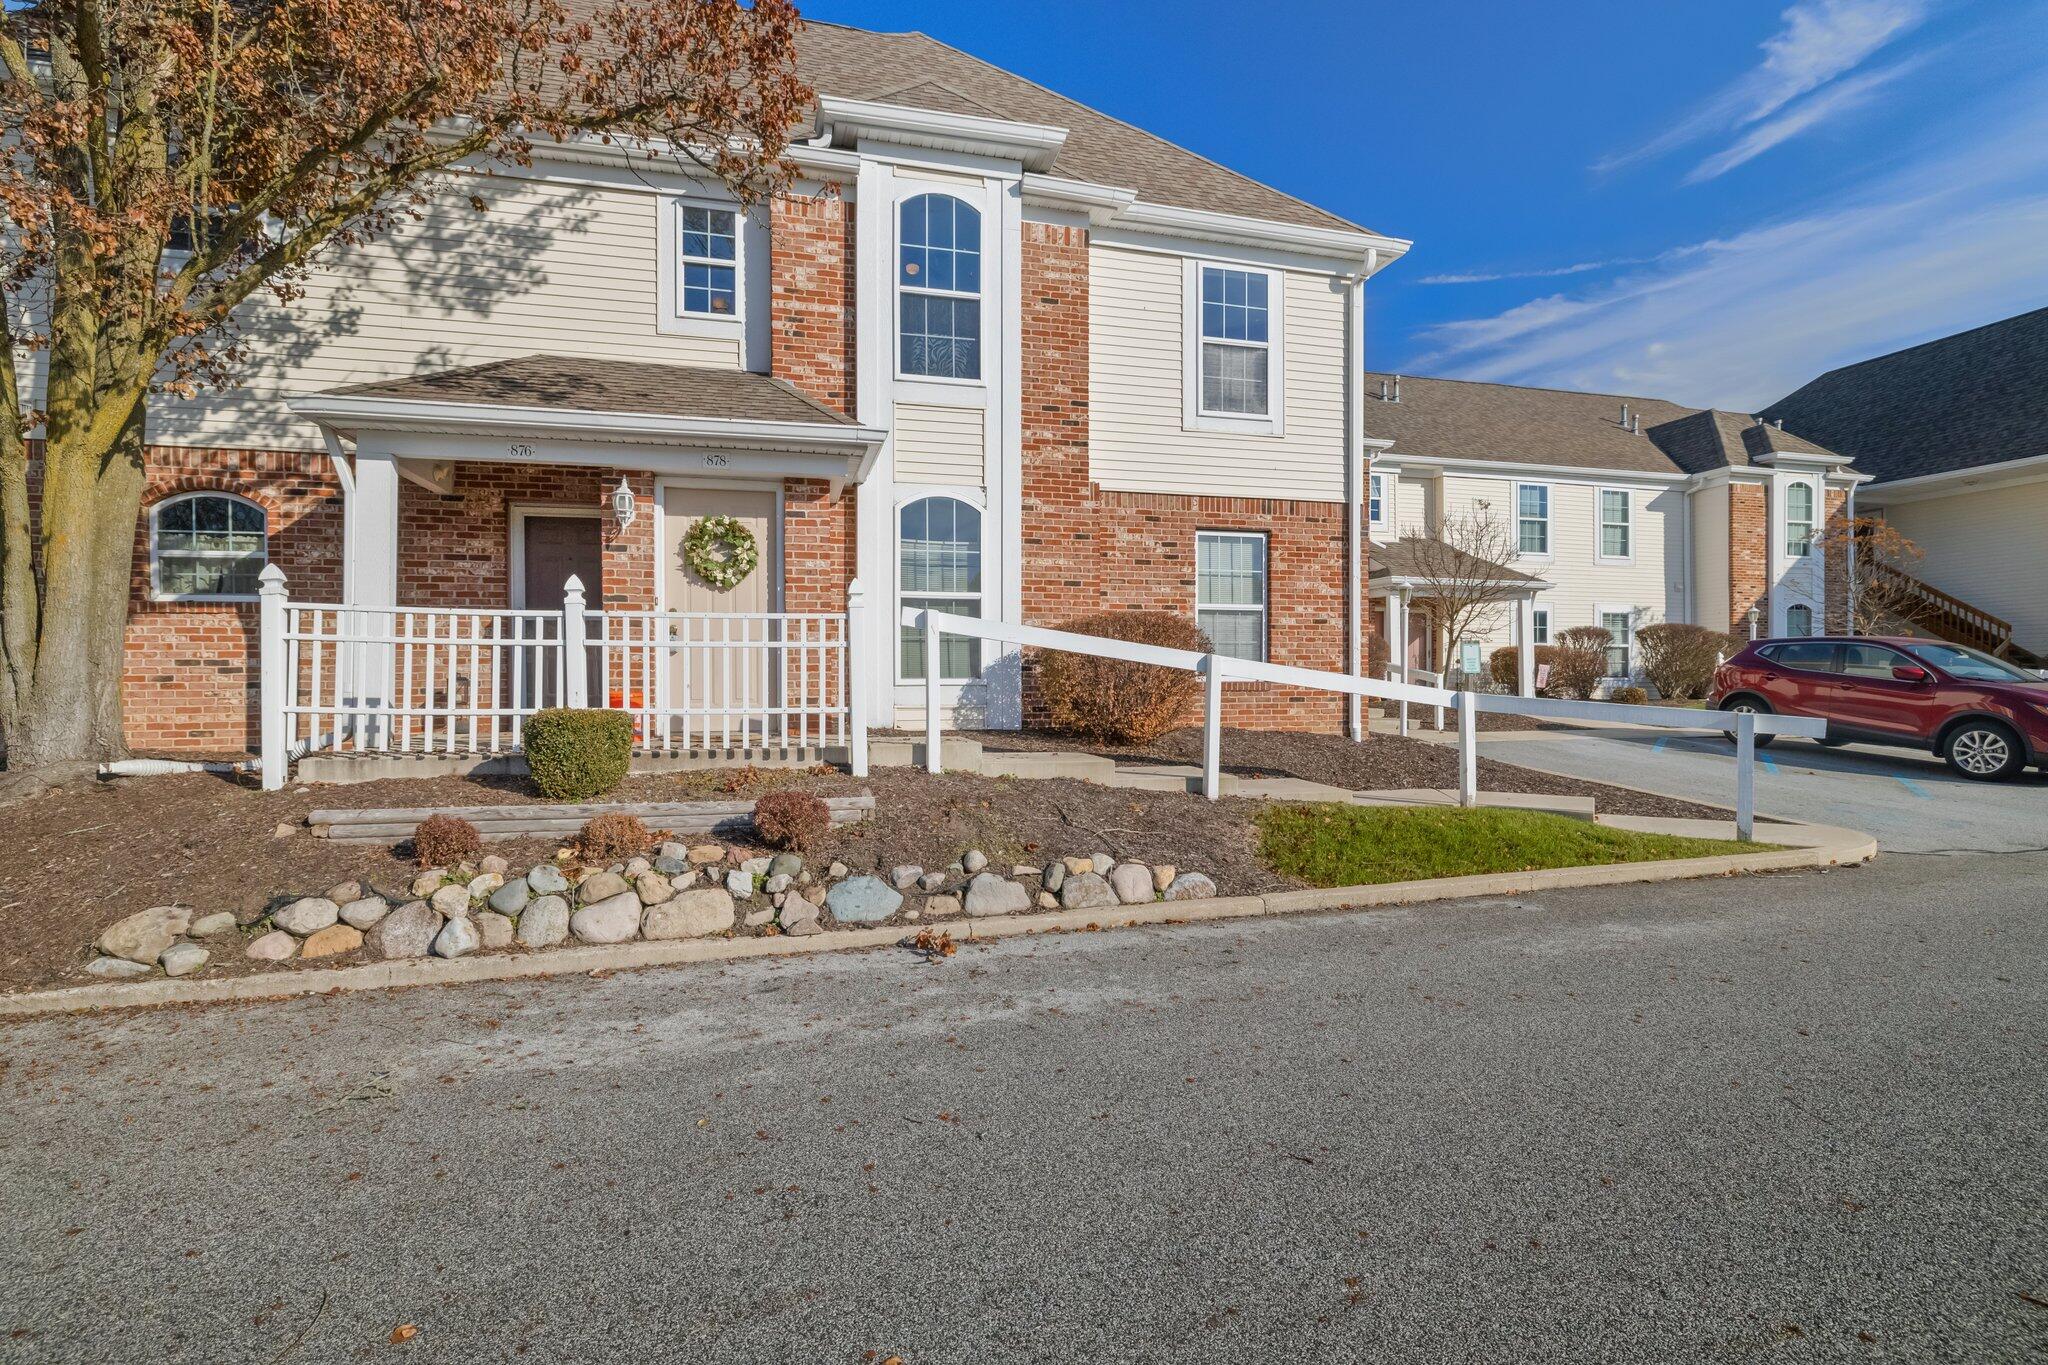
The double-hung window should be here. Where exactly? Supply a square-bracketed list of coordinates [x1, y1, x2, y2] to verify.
[899, 496, 982, 681]
[1517, 484, 1550, 556]
[1531, 606, 1551, 645]
[1197, 266, 1271, 416]
[151, 492, 267, 599]
[1600, 609, 1634, 678]
[1368, 472, 1386, 529]
[898, 194, 981, 381]
[1196, 532, 1268, 662]
[1786, 482, 1816, 557]
[1598, 488, 1632, 561]
[678, 205, 738, 317]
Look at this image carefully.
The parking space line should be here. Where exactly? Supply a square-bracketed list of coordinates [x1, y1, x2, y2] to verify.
[1758, 753, 1779, 775]
[1652, 736, 1668, 755]
[1894, 776, 1932, 799]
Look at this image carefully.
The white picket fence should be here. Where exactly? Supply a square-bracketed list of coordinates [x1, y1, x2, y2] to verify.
[902, 606, 1824, 840]
[258, 565, 862, 788]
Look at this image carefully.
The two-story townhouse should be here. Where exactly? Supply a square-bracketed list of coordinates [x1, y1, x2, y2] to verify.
[1358, 375, 1860, 686]
[94, 20, 1411, 759]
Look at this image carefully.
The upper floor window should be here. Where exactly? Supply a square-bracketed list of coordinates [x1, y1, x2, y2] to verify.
[1786, 482, 1816, 557]
[898, 194, 981, 381]
[899, 495, 983, 681]
[678, 205, 738, 317]
[1368, 472, 1386, 528]
[1198, 267, 1271, 416]
[1599, 489, 1632, 560]
[1517, 483, 1550, 555]
[1197, 531, 1268, 662]
[151, 492, 266, 600]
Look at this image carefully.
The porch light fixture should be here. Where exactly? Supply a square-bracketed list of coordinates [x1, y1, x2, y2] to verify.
[610, 478, 637, 530]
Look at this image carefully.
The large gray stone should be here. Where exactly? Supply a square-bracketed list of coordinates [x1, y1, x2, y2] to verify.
[475, 911, 515, 950]
[1058, 873, 1116, 911]
[963, 873, 1030, 918]
[465, 872, 504, 900]
[1109, 863, 1156, 906]
[339, 897, 390, 930]
[962, 849, 989, 874]
[635, 872, 675, 905]
[825, 876, 901, 924]
[479, 855, 510, 876]
[1164, 872, 1218, 901]
[188, 911, 238, 939]
[244, 929, 299, 962]
[526, 865, 570, 896]
[763, 873, 792, 896]
[570, 892, 642, 944]
[642, 888, 736, 940]
[918, 871, 946, 893]
[653, 855, 690, 876]
[96, 907, 192, 964]
[87, 955, 152, 978]
[741, 856, 772, 877]
[323, 880, 363, 904]
[1042, 861, 1065, 894]
[768, 852, 803, 879]
[578, 871, 630, 905]
[159, 943, 211, 978]
[366, 901, 440, 960]
[429, 885, 471, 918]
[778, 892, 820, 930]
[517, 895, 570, 948]
[432, 915, 480, 959]
[725, 869, 755, 899]
[487, 879, 530, 915]
[272, 897, 339, 937]
[890, 865, 923, 890]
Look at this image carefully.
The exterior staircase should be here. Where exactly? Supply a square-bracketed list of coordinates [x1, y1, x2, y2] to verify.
[1866, 559, 2045, 667]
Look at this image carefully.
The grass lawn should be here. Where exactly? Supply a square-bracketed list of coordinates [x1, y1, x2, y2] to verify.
[1257, 804, 1767, 887]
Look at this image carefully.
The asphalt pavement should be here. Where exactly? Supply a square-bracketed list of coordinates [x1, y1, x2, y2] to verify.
[4, 848, 2043, 1362]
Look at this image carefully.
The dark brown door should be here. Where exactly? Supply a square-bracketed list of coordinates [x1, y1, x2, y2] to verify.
[520, 515, 602, 707]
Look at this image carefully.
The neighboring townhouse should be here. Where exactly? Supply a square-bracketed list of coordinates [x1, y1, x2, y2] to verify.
[1759, 305, 2048, 665]
[1358, 375, 1859, 685]
[83, 19, 1412, 757]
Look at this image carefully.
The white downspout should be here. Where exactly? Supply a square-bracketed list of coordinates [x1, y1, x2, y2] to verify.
[1344, 270, 1367, 740]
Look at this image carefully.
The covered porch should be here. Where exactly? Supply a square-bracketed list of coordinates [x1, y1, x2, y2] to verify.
[1368, 536, 1549, 697]
[265, 356, 886, 788]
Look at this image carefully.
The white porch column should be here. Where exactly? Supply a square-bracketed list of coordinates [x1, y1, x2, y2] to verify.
[1515, 595, 1537, 697]
[347, 447, 402, 746]
[1387, 589, 1409, 737]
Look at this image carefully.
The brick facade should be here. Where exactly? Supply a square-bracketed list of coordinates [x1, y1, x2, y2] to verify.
[769, 192, 857, 419]
[1822, 487, 1850, 634]
[1728, 481, 1769, 636]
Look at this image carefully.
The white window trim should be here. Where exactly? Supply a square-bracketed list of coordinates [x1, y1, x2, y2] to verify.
[1595, 485, 1634, 565]
[1596, 604, 1636, 680]
[1368, 471, 1389, 533]
[1513, 481, 1552, 560]
[149, 490, 268, 603]
[1530, 602, 1552, 647]
[657, 193, 748, 339]
[893, 188, 988, 389]
[1182, 258, 1285, 437]
[1784, 602, 1815, 637]
[1195, 529, 1270, 663]
[894, 488, 987, 686]
[1784, 478, 1818, 558]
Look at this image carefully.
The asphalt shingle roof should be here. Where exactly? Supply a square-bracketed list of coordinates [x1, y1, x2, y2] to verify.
[331, 356, 857, 426]
[1757, 306, 2048, 485]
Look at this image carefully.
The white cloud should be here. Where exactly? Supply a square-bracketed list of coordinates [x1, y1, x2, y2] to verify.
[1420, 259, 1645, 286]
[1595, 0, 1927, 175]
[1684, 58, 1919, 183]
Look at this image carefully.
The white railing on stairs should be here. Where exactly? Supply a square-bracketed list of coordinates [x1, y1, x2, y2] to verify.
[902, 606, 1824, 841]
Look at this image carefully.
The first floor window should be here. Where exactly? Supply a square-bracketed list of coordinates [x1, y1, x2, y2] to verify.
[678, 204, 738, 317]
[151, 492, 266, 598]
[1198, 266, 1271, 415]
[1786, 482, 1816, 557]
[1599, 489, 1632, 559]
[1785, 603, 1814, 636]
[1600, 609, 1633, 677]
[899, 496, 982, 681]
[1531, 606, 1551, 645]
[1196, 531, 1268, 662]
[1517, 484, 1550, 555]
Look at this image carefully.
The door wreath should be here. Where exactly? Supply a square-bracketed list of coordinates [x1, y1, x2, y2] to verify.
[682, 514, 759, 590]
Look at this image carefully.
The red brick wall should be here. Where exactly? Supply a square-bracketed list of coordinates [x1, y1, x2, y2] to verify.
[396, 463, 606, 609]
[1020, 221, 1099, 625]
[1823, 486, 1850, 633]
[123, 448, 343, 756]
[1728, 481, 1769, 636]
[770, 192, 856, 418]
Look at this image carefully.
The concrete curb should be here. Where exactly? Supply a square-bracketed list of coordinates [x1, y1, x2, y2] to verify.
[0, 822, 1876, 1020]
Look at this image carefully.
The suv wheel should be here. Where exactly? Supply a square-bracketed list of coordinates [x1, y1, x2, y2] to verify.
[1942, 721, 2025, 781]
[1720, 695, 1779, 750]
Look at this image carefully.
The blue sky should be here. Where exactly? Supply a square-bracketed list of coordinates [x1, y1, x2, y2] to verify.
[803, 0, 2048, 410]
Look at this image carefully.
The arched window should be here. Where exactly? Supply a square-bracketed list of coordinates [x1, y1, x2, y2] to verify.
[898, 496, 982, 681]
[1785, 603, 1813, 637]
[151, 492, 267, 600]
[898, 193, 981, 380]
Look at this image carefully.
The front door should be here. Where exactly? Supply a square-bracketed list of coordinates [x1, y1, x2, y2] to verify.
[519, 514, 601, 707]
[1407, 608, 1432, 673]
[662, 485, 777, 744]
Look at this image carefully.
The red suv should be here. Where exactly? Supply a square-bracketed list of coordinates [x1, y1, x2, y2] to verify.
[1711, 636, 2048, 780]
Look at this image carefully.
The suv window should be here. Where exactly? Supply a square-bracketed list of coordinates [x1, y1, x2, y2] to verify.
[1760, 642, 1838, 672]
[1839, 643, 1908, 679]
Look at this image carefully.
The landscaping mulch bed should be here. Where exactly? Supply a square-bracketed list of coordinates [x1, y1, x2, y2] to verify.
[0, 764, 1280, 997]
[963, 726, 1728, 821]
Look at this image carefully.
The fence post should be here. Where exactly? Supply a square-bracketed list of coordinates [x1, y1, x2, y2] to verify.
[1734, 712, 1755, 841]
[562, 575, 588, 709]
[924, 611, 943, 775]
[1203, 654, 1223, 801]
[1457, 695, 1477, 808]
[845, 578, 869, 778]
[259, 565, 288, 791]
[1395, 668, 1410, 739]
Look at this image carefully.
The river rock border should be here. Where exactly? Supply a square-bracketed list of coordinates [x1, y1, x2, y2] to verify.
[81, 844, 1218, 980]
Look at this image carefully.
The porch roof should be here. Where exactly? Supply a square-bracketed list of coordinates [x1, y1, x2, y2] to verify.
[1368, 536, 1549, 595]
[324, 355, 856, 427]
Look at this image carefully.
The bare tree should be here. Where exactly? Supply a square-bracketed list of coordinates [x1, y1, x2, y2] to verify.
[1394, 508, 1529, 679]
[1816, 516, 1927, 636]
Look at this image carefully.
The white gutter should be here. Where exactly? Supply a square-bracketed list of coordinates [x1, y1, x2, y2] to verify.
[1858, 449, 2048, 500]
[1115, 200, 1410, 274]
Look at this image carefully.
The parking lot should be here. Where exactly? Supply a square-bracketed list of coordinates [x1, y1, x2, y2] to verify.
[1480, 723, 2048, 854]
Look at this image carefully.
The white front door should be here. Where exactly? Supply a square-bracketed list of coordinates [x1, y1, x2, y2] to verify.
[661, 484, 778, 744]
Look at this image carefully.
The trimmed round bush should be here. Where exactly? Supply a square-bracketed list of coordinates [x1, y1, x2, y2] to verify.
[1548, 626, 1612, 701]
[1035, 611, 1211, 745]
[413, 814, 482, 869]
[1609, 685, 1650, 706]
[1636, 623, 1740, 701]
[524, 707, 633, 801]
[1488, 644, 1560, 690]
[577, 812, 649, 863]
[752, 789, 829, 851]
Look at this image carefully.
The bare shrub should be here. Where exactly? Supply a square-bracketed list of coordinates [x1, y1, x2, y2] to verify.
[1035, 612, 1210, 744]
[577, 813, 650, 863]
[1636, 623, 1739, 700]
[412, 814, 482, 869]
[752, 790, 829, 851]
[1549, 626, 1612, 700]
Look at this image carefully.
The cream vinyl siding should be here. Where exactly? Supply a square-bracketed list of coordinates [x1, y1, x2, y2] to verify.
[1435, 473, 1680, 654]
[1690, 480, 1731, 634]
[1088, 243, 1347, 502]
[131, 171, 744, 451]
[1389, 473, 1434, 538]
[893, 402, 986, 487]
[1879, 479, 2048, 652]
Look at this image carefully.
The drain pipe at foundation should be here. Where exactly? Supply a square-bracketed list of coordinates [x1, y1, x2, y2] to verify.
[99, 757, 262, 778]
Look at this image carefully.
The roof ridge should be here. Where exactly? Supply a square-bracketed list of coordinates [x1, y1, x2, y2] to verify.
[1366, 371, 1700, 411]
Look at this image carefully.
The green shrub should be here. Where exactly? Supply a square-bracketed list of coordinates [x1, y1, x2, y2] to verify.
[524, 708, 633, 800]
[1488, 644, 1560, 689]
[1548, 627, 1612, 700]
[412, 814, 482, 869]
[1609, 685, 1650, 706]
[1636, 623, 1740, 700]
[1035, 611, 1211, 744]
[752, 789, 830, 850]
[577, 812, 649, 862]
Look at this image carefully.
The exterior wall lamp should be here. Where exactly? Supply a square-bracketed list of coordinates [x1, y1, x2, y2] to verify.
[610, 478, 637, 530]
